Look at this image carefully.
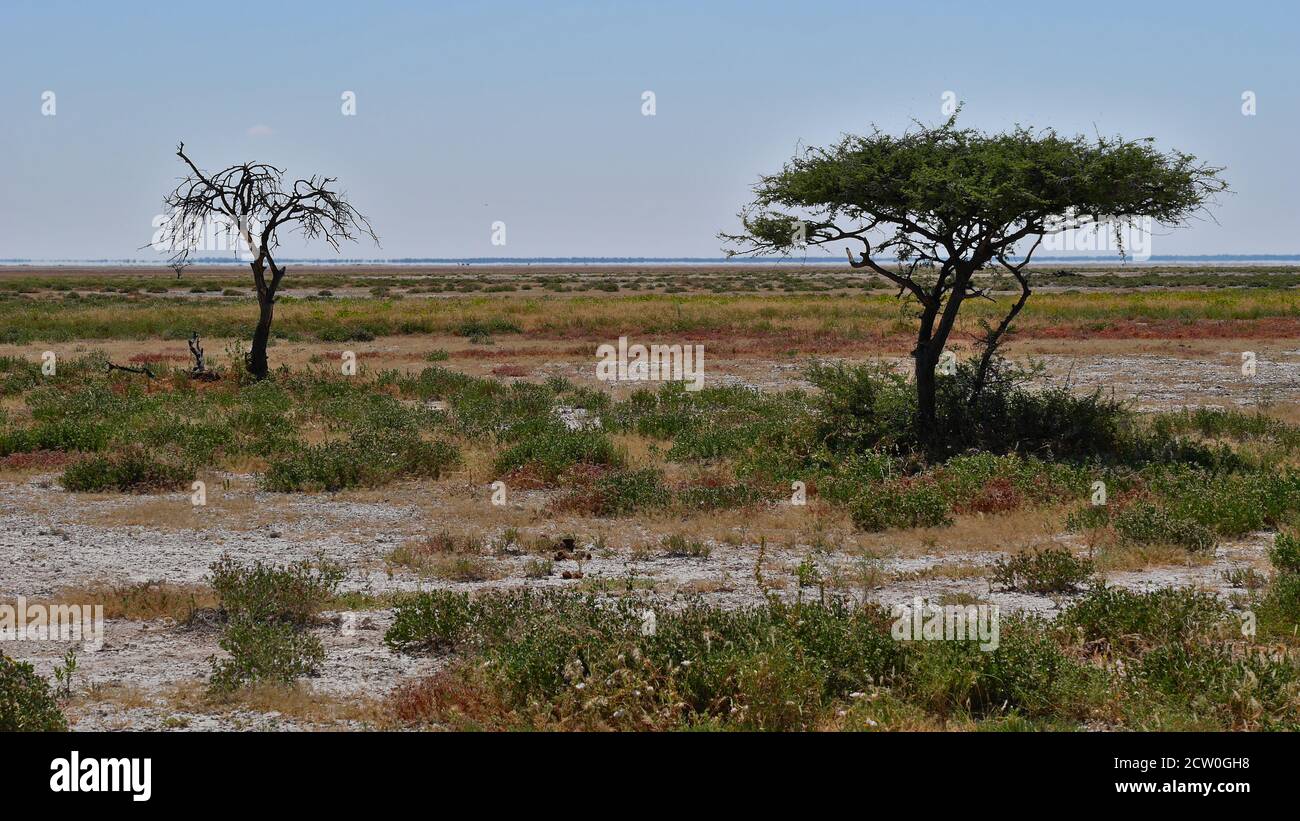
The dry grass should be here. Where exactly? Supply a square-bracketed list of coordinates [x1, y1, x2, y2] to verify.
[164, 680, 396, 728]
[891, 562, 992, 582]
[1091, 542, 1216, 572]
[67, 682, 395, 730]
[386, 530, 508, 581]
[859, 507, 1070, 558]
[11, 580, 217, 622]
[1260, 401, 1300, 426]
[389, 670, 506, 729]
[76, 474, 300, 531]
[73, 682, 156, 711]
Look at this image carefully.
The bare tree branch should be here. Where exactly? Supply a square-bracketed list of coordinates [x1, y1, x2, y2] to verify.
[158, 143, 379, 378]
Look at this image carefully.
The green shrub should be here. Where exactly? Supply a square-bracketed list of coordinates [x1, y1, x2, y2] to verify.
[523, 558, 553, 579]
[262, 435, 458, 492]
[456, 318, 521, 337]
[604, 383, 806, 469]
[204, 556, 341, 694]
[385, 591, 907, 730]
[674, 478, 771, 512]
[1256, 572, 1300, 638]
[385, 590, 476, 654]
[1058, 585, 1227, 650]
[936, 358, 1133, 462]
[1153, 469, 1299, 535]
[493, 421, 621, 483]
[667, 407, 799, 462]
[207, 620, 327, 694]
[1065, 503, 1111, 532]
[1112, 501, 1216, 552]
[1128, 642, 1300, 730]
[0, 417, 111, 455]
[933, 453, 1089, 509]
[812, 449, 898, 503]
[59, 448, 194, 492]
[809, 357, 1136, 462]
[317, 325, 376, 342]
[1152, 407, 1300, 451]
[806, 362, 912, 454]
[905, 617, 1097, 718]
[208, 555, 343, 626]
[1269, 532, 1300, 574]
[0, 652, 68, 731]
[849, 480, 952, 531]
[662, 533, 711, 559]
[991, 547, 1094, 594]
[563, 467, 669, 515]
[602, 384, 698, 439]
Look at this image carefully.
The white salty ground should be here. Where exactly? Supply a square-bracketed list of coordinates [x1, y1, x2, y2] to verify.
[1, 479, 1270, 730]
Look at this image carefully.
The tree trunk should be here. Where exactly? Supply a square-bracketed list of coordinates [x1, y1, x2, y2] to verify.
[914, 340, 938, 447]
[912, 298, 942, 449]
[248, 294, 274, 380]
[246, 257, 280, 380]
[969, 275, 1030, 405]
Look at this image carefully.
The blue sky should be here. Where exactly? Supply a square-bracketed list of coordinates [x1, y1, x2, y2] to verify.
[1, 0, 1296, 259]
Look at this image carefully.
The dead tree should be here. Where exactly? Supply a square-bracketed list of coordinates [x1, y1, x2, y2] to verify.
[186, 332, 219, 381]
[107, 362, 155, 378]
[188, 333, 206, 373]
[160, 142, 379, 379]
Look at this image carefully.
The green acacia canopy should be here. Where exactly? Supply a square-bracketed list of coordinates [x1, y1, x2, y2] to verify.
[725, 115, 1226, 273]
[723, 114, 1226, 445]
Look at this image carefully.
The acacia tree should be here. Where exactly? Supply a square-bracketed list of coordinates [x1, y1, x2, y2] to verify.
[723, 115, 1225, 446]
[161, 143, 379, 379]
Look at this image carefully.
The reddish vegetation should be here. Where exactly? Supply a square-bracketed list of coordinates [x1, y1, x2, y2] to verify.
[1103, 486, 1156, 513]
[549, 491, 601, 516]
[454, 347, 542, 360]
[956, 478, 1024, 515]
[500, 464, 556, 491]
[390, 671, 504, 727]
[524, 318, 1300, 353]
[406, 532, 461, 556]
[0, 450, 73, 471]
[546, 464, 615, 514]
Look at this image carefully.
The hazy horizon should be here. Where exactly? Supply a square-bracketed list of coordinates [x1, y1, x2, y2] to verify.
[6, 254, 1300, 266]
